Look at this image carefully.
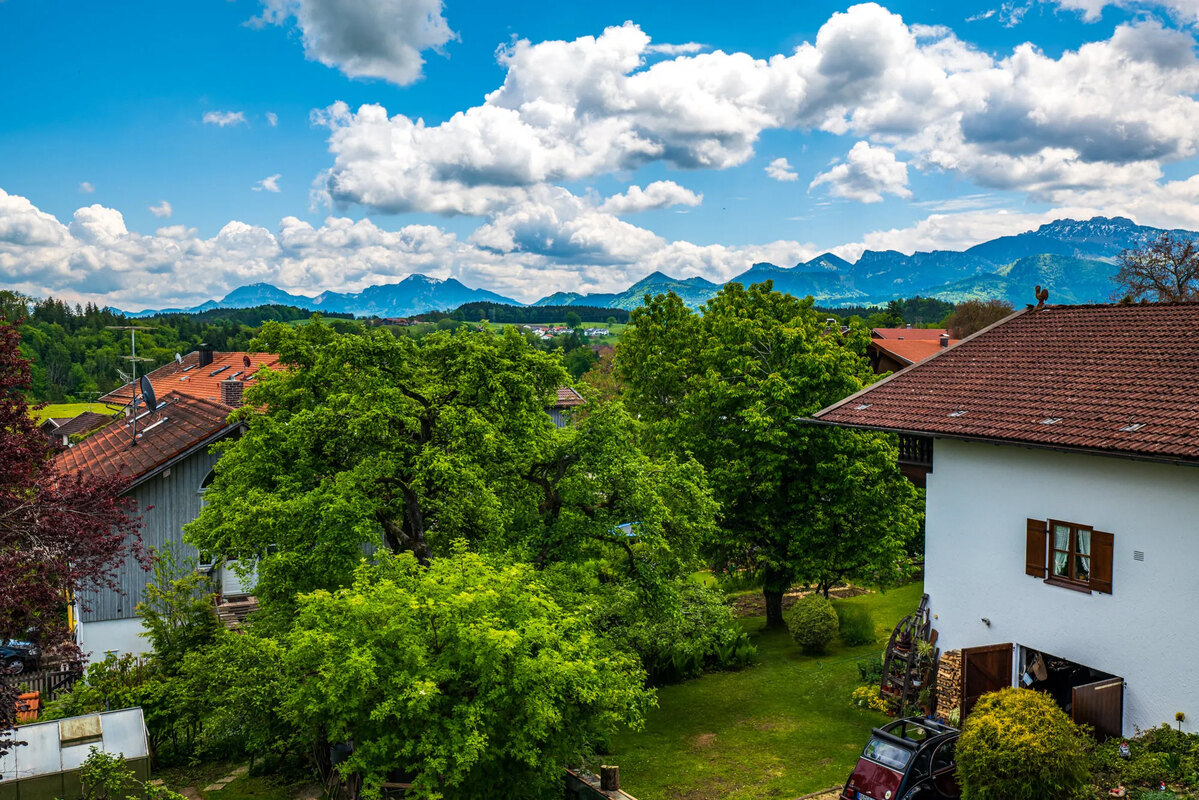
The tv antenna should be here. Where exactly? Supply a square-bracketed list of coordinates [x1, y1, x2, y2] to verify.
[107, 325, 156, 446]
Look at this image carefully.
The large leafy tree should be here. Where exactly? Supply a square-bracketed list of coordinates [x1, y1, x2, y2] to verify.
[618, 282, 922, 627]
[0, 318, 141, 750]
[517, 400, 715, 580]
[186, 320, 568, 606]
[283, 551, 652, 800]
[944, 299, 1015, 338]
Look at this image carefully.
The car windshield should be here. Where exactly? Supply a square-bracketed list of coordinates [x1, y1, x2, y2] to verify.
[863, 737, 913, 771]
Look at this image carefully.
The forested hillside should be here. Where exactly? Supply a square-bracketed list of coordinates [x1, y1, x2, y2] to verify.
[0, 291, 352, 402]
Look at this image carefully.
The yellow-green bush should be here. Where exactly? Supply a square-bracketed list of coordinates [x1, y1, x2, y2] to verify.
[956, 687, 1092, 800]
[850, 685, 894, 714]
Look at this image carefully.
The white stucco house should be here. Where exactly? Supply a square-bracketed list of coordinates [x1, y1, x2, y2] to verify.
[814, 301, 1199, 738]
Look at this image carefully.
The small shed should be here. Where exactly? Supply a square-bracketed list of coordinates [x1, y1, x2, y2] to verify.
[0, 708, 149, 800]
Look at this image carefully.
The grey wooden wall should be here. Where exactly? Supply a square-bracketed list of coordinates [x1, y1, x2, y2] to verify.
[78, 446, 221, 623]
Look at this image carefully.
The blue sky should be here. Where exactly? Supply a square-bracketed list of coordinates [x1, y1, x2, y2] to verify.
[3, 0, 1199, 308]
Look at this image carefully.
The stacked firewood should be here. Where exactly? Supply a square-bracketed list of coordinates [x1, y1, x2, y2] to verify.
[936, 649, 962, 719]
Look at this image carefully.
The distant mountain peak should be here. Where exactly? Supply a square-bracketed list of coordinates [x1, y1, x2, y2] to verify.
[122, 215, 1198, 319]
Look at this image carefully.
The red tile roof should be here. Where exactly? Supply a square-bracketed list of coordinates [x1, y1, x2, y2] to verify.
[554, 386, 586, 408]
[872, 327, 950, 340]
[51, 411, 116, 439]
[54, 393, 237, 483]
[101, 351, 281, 406]
[869, 338, 960, 366]
[815, 303, 1199, 464]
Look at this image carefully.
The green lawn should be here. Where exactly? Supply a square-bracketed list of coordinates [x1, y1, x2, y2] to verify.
[608, 581, 925, 800]
[30, 401, 123, 423]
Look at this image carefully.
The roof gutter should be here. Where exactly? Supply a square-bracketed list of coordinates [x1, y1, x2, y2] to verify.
[801, 416, 1199, 469]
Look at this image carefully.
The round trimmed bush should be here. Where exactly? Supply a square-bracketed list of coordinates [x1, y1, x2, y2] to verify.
[956, 687, 1092, 800]
[786, 593, 839, 654]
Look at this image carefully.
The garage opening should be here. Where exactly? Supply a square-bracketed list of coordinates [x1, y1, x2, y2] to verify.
[1019, 646, 1124, 739]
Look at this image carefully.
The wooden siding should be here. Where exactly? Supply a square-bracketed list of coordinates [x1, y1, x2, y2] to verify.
[78, 446, 220, 623]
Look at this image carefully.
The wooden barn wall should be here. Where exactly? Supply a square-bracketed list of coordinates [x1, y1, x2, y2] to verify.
[78, 447, 220, 623]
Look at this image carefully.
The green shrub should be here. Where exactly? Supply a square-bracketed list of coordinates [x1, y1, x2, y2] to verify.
[787, 594, 839, 655]
[1088, 724, 1199, 791]
[835, 603, 876, 646]
[956, 687, 1092, 800]
[856, 653, 885, 684]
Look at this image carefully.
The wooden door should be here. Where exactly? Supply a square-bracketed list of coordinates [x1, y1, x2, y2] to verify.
[961, 643, 1012, 719]
[1073, 677, 1123, 740]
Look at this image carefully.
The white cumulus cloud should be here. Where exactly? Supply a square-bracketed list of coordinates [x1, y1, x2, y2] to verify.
[313, 8, 1199, 221]
[254, 174, 282, 192]
[203, 111, 247, 127]
[78, 182, 94, 194]
[0, 187, 825, 310]
[252, 0, 455, 86]
[598, 181, 702, 214]
[810, 141, 911, 203]
[148, 200, 173, 218]
[1051, 0, 1199, 23]
[765, 157, 799, 182]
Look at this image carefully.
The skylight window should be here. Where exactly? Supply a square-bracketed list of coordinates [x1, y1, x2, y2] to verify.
[209, 365, 230, 377]
[1119, 423, 1145, 432]
[854, 403, 873, 410]
[948, 410, 968, 417]
[181, 365, 196, 372]
[230, 371, 243, 379]
[1040, 417, 1063, 425]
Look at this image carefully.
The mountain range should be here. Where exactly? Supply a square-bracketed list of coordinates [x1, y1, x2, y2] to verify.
[125, 217, 1191, 318]
[128, 274, 519, 318]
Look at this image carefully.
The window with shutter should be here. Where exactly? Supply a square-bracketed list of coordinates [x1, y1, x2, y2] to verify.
[1028, 518, 1114, 594]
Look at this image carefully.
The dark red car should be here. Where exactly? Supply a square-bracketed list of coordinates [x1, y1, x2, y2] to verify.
[841, 717, 960, 800]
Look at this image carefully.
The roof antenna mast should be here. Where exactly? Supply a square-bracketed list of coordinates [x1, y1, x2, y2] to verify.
[106, 325, 155, 446]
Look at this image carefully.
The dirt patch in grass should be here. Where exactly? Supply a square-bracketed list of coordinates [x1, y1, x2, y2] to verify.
[690, 733, 717, 750]
[731, 586, 870, 618]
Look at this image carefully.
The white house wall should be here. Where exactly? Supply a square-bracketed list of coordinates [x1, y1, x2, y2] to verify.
[76, 616, 151, 659]
[926, 438, 1199, 735]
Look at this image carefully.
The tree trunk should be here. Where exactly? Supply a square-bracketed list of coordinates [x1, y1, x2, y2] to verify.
[764, 587, 785, 629]
[763, 565, 791, 628]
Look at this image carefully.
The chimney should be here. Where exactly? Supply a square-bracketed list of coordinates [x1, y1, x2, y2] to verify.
[939, 333, 950, 348]
[198, 345, 214, 368]
[220, 378, 244, 408]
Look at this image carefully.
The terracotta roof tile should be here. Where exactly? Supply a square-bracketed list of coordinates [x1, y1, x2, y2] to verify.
[101, 351, 281, 406]
[51, 411, 116, 438]
[869, 338, 959, 366]
[54, 393, 236, 483]
[554, 386, 586, 408]
[815, 303, 1199, 463]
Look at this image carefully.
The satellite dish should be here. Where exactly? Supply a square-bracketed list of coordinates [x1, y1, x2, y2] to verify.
[139, 375, 157, 412]
[175, 353, 183, 364]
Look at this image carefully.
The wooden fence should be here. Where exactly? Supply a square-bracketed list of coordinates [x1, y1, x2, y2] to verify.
[1, 664, 84, 704]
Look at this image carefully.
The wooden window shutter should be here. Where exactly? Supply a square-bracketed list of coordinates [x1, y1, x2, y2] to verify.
[1026, 519, 1048, 577]
[1091, 531, 1114, 594]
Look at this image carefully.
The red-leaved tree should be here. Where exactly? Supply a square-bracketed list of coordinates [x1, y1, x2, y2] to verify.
[0, 317, 142, 751]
